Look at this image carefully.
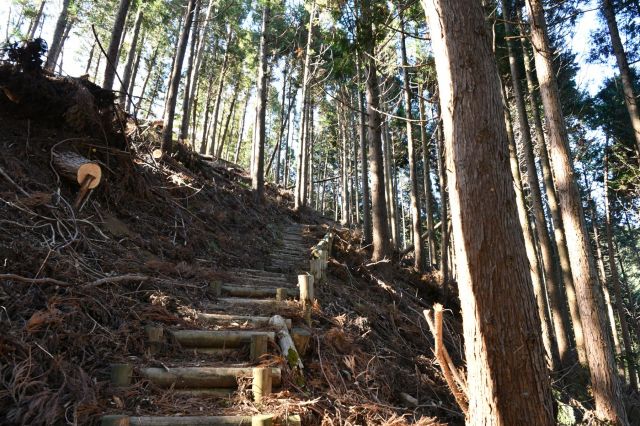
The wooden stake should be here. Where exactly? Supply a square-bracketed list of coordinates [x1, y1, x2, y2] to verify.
[251, 415, 273, 426]
[285, 415, 302, 426]
[101, 415, 130, 426]
[276, 287, 287, 301]
[209, 281, 222, 297]
[251, 334, 268, 362]
[110, 363, 133, 387]
[298, 274, 314, 304]
[145, 325, 164, 354]
[291, 327, 311, 356]
[252, 367, 272, 402]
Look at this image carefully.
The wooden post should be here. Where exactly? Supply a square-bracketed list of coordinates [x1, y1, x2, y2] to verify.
[251, 415, 273, 426]
[251, 334, 268, 362]
[286, 415, 302, 426]
[209, 281, 222, 297]
[110, 363, 133, 387]
[145, 325, 163, 354]
[291, 327, 311, 356]
[276, 287, 287, 301]
[101, 415, 130, 426]
[298, 274, 314, 303]
[252, 367, 272, 402]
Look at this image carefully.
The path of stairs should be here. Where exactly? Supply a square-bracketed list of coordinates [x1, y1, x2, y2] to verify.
[100, 223, 328, 426]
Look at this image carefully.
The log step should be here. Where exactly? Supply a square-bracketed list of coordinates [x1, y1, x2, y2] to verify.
[102, 415, 252, 425]
[139, 366, 281, 388]
[212, 298, 290, 306]
[197, 313, 292, 329]
[221, 285, 297, 298]
[171, 330, 275, 348]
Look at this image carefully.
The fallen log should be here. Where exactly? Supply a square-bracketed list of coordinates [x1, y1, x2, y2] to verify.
[140, 367, 281, 388]
[171, 330, 275, 348]
[52, 151, 102, 188]
[269, 315, 303, 370]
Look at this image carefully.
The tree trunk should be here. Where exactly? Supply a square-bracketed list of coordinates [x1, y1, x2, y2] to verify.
[294, 0, 317, 210]
[209, 28, 233, 156]
[27, 0, 46, 40]
[161, 0, 196, 153]
[601, 0, 640, 160]
[435, 111, 449, 284]
[400, 15, 424, 271]
[422, 0, 554, 422]
[383, 122, 398, 248]
[126, 42, 143, 114]
[419, 84, 436, 267]
[44, 0, 71, 71]
[357, 55, 372, 244]
[134, 46, 157, 114]
[251, 4, 270, 202]
[340, 104, 350, 226]
[502, 0, 581, 368]
[217, 79, 240, 159]
[604, 151, 638, 391]
[502, 81, 559, 372]
[525, 0, 628, 422]
[119, 5, 144, 106]
[103, 0, 133, 91]
[234, 87, 251, 164]
[178, 0, 201, 142]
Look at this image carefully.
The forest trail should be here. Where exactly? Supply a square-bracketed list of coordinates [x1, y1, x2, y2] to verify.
[101, 223, 324, 425]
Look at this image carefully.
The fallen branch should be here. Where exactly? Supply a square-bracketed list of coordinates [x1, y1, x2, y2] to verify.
[424, 304, 468, 417]
[0, 273, 71, 286]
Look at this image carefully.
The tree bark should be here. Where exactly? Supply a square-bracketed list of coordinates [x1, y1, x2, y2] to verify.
[217, 79, 240, 159]
[383, 121, 399, 248]
[118, 5, 144, 106]
[400, 14, 424, 271]
[601, 0, 640, 160]
[178, 0, 201, 142]
[103, 0, 133, 91]
[44, 0, 71, 71]
[422, 0, 554, 422]
[126, 42, 143, 114]
[604, 151, 638, 391]
[502, 0, 581, 368]
[251, 4, 270, 202]
[234, 87, 251, 164]
[435, 111, 449, 284]
[161, 0, 196, 153]
[525, 0, 628, 422]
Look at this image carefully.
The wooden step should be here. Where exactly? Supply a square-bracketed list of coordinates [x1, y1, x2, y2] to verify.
[197, 313, 292, 329]
[221, 285, 297, 298]
[171, 330, 275, 348]
[211, 298, 291, 306]
[139, 366, 281, 388]
[102, 415, 252, 425]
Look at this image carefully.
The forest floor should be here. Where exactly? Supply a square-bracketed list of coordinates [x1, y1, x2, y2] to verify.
[0, 63, 461, 425]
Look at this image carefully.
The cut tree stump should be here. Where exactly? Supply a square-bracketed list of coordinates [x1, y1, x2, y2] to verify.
[110, 363, 133, 386]
[250, 334, 268, 361]
[139, 367, 281, 388]
[171, 330, 275, 348]
[52, 151, 102, 188]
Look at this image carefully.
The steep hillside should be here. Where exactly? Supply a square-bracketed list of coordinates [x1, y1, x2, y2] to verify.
[0, 64, 460, 425]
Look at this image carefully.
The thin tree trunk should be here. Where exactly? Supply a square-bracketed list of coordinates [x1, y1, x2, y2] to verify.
[503, 0, 581, 368]
[525, 0, 628, 422]
[45, 0, 71, 71]
[118, 5, 144, 105]
[103, 0, 133, 91]
[27, 0, 46, 40]
[85, 42, 96, 75]
[283, 99, 294, 187]
[502, 81, 560, 372]
[352, 110, 360, 225]
[218, 79, 240, 159]
[436, 111, 449, 284]
[178, 0, 201, 141]
[135, 45, 157, 114]
[127, 41, 144, 113]
[604, 151, 638, 391]
[601, 0, 640, 160]
[340, 104, 350, 226]
[419, 84, 436, 267]
[209, 28, 233, 156]
[251, 4, 270, 202]
[294, 0, 317, 210]
[383, 122, 398, 248]
[400, 15, 424, 271]
[357, 54, 372, 244]
[234, 87, 251, 164]
[161, 0, 196, 153]
[422, 0, 554, 422]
